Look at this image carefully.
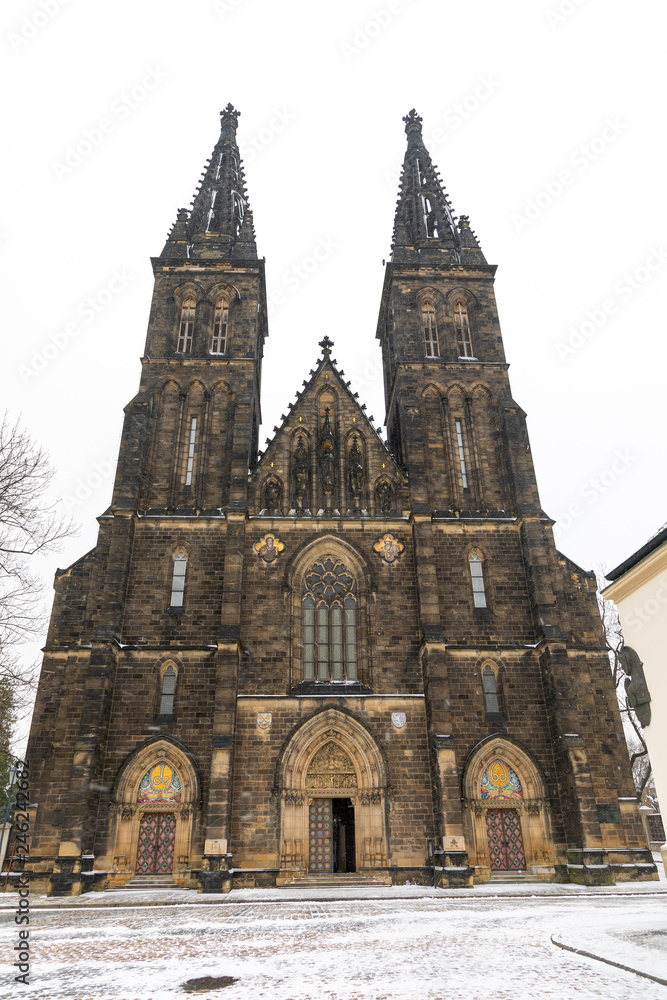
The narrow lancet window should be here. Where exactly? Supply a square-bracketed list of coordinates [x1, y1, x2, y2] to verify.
[422, 302, 439, 357]
[160, 665, 176, 715]
[210, 300, 228, 354]
[470, 553, 487, 609]
[454, 303, 474, 358]
[455, 419, 468, 489]
[177, 298, 196, 353]
[170, 552, 187, 607]
[483, 664, 499, 714]
[185, 418, 197, 486]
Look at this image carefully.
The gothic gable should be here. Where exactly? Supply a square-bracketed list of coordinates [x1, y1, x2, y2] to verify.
[250, 341, 405, 515]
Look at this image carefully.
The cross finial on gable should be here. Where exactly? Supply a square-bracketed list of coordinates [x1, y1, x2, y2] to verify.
[319, 336, 334, 356]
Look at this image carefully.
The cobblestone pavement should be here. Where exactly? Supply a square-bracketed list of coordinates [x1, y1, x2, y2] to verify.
[2, 894, 666, 1000]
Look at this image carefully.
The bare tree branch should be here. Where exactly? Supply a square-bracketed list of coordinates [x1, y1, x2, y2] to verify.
[0, 412, 76, 700]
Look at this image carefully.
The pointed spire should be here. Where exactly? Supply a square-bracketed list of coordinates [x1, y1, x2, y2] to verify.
[161, 104, 258, 261]
[390, 109, 477, 266]
[458, 215, 487, 265]
[160, 208, 190, 260]
[231, 209, 257, 260]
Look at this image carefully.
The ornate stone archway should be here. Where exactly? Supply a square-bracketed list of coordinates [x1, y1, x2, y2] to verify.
[462, 736, 555, 880]
[277, 709, 388, 874]
[105, 739, 200, 887]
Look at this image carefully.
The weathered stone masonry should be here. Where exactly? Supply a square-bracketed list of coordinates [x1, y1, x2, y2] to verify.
[16, 105, 655, 895]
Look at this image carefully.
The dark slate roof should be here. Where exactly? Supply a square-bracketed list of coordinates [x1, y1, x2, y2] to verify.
[606, 522, 667, 581]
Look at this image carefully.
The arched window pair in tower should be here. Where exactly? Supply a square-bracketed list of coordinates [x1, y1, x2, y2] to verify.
[176, 296, 229, 355]
[421, 299, 475, 359]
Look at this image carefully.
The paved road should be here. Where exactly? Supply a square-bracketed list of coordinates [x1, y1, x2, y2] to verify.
[1, 894, 665, 999]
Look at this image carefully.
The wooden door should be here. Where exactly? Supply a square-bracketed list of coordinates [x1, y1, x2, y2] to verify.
[485, 808, 526, 870]
[308, 799, 333, 872]
[135, 812, 176, 874]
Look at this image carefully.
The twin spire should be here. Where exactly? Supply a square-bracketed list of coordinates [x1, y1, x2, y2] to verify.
[391, 109, 486, 265]
[161, 103, 257, 261]
[161, 106, 485, 266]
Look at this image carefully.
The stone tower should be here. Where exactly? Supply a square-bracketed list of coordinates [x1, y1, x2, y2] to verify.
[16, 108, 655, 896]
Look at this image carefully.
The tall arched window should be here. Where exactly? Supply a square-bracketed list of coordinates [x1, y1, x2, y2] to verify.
[177, 298, 196, 353]
[210, 299, 229, 354]
[469, 552, 487, 609]
[454, 302, 474, 358]
[422, 302, 439, 357]
[303, 557, 357, 682]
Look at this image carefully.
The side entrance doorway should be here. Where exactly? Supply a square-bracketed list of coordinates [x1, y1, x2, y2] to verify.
[485, 808, 526, 870]
[309, 798, 356, 872]
[135, 812, 176, 874]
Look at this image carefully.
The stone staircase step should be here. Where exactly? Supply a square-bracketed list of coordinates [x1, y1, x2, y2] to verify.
[281, 873, 390, 888]
[488, 871, 543, 884]
[106, 875, 185, 892]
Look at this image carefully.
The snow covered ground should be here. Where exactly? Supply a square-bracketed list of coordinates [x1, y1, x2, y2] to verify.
[1, 886, 666, 1000]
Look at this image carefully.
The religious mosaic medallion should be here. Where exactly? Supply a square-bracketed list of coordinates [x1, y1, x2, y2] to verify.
[254, 532, 285, 562]
[480, 759, 523, 799]
[257, 712, 272, 730]
[391, 712, 406, 729]
[373, 533, 404, 563]
[137, 762, 181, 803]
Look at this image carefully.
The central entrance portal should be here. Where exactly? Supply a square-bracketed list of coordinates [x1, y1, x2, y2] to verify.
[333, 798, 356, 873]
[308, 798, 356, 872]
[279, 709, 388, 874]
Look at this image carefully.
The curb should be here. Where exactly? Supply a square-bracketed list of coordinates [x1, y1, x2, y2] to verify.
[1, 888, 666, 911]
[551, 933, 667, 986]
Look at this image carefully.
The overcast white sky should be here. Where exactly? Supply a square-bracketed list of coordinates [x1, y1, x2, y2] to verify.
[3, 0, 667, 687]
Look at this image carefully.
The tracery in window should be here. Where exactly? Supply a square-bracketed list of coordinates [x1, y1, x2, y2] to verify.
[177, 297, 195, 353]
[422, 301, 439, 357]
[454, 302, 474, 358]
[210, 299, 228, 354]
[303, 557, 357, 682]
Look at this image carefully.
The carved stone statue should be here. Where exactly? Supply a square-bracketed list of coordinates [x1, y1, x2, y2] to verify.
[265, 479, 281, 511]
[319, 409, 336, 501]
[619, 645, 651, 728]
[376, 480, 392, 514]
[292, 435, 309, 508]
[348, 436, 363, 499]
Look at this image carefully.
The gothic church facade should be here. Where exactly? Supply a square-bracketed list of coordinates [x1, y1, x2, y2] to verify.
[21, 107, 655, 894]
